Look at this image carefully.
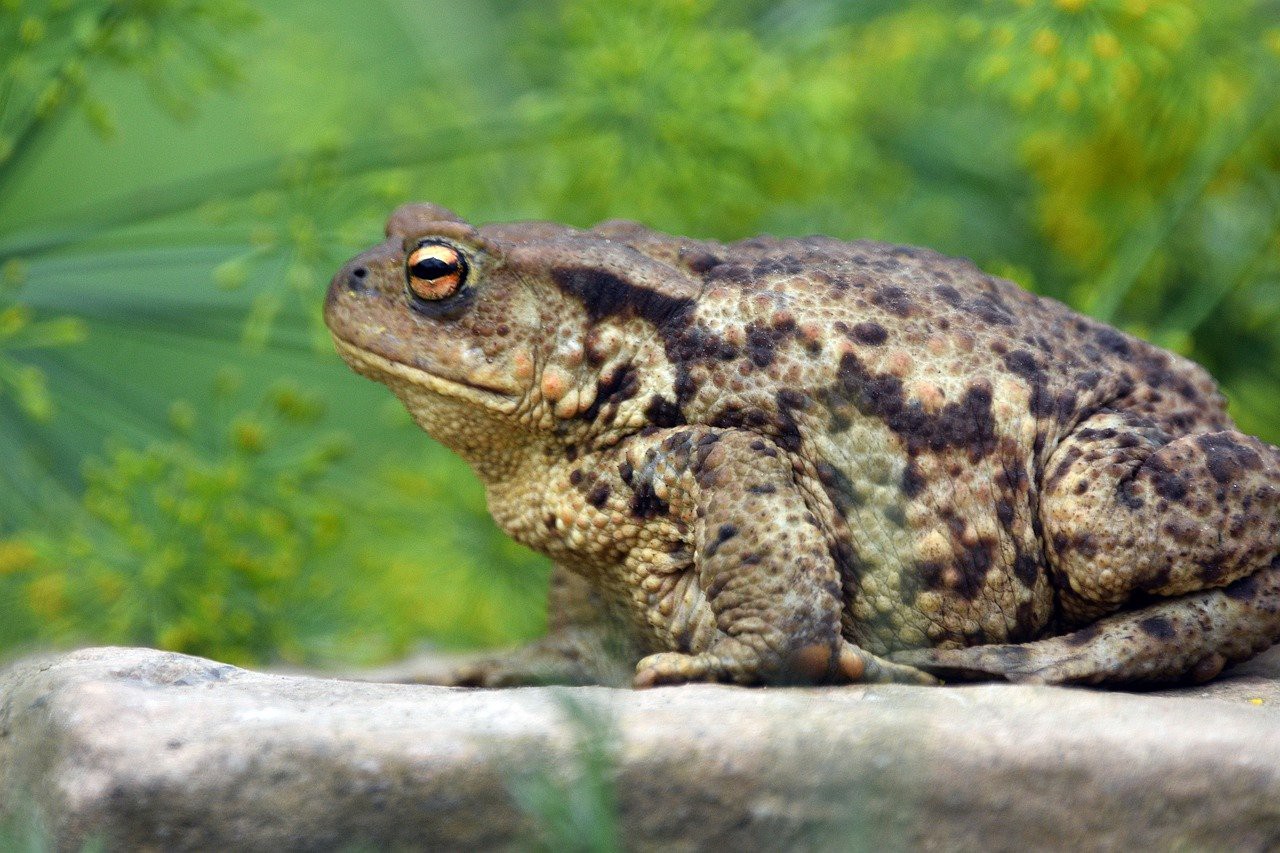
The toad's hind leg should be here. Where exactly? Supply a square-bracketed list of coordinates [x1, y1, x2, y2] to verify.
[894, 412, 1280, 685]
[892, 558, 1280, 684]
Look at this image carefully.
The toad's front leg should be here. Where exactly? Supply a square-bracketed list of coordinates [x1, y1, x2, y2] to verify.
[619, 428, 936, 687]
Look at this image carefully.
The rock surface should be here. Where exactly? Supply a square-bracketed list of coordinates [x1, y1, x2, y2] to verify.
[2, 646, 1279, 851]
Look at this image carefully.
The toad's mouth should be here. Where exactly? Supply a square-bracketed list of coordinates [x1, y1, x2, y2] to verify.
[331, 335, 519, 411]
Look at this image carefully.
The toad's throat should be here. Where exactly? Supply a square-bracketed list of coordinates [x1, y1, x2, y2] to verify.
[330, 335, 519, 409]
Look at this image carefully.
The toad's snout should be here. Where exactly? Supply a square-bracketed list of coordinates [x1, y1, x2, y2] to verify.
[324, 239, 402, 319]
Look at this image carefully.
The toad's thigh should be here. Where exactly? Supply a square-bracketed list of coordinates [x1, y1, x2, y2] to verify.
[1041, 411, 1280, 616]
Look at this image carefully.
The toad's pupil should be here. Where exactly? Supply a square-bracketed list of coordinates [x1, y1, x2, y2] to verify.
[412, 257, 456, 280]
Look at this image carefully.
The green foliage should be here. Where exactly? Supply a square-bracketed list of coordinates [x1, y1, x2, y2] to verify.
[0, 0, 256, 170]
[514, 0, 860, 235]
[0, 0, 1277, 665]
[2, 378, 351, 663]
[965, 0, 1279, 315]
[0, 261, 86, 420]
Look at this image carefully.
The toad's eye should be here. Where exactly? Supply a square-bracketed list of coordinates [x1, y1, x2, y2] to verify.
[406, 242, 467, 301]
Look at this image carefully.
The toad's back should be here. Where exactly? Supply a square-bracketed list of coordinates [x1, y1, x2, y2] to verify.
[595, 224, 1237, 652]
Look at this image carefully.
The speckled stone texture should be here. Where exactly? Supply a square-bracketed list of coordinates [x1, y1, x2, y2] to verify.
[3, 646, 1279, 851]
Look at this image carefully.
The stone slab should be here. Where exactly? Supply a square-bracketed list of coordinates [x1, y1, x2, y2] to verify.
[2, 645, 1279, 851]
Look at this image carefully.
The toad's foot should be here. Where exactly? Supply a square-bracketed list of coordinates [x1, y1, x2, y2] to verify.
[635, 639, 938, 687]
[892, 557, 1280, 685]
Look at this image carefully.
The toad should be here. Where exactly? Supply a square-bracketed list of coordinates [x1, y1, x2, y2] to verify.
[324, 203, 1280, 687]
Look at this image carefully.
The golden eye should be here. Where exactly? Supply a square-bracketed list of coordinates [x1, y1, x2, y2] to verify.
[406, 242, 467, 301]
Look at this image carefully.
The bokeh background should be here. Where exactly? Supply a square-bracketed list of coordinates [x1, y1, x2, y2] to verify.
[1, 0, 1278, 667]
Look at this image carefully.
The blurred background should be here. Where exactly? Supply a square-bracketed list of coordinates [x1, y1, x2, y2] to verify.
[1, 0, 1277, 667]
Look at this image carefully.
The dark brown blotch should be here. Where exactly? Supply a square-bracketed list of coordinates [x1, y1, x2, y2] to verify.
[934, 284, 962, 306]
[745, 322, 777, 368]
[1138, 614, 1176, 640]
[1197, 433, 1263, 485]
[586, 483, 611, 508]
[644, 394, 686, 428]
[1064, 624, 1101, 647]
[1011, 600, 1042, 642]
[1093, 326, 1132, 357]
[833, 353, 997, 461]
[551, 266, 694, 331]
[902, 462, 926, 498]
[871, 285, 914, 318]
[953, 537, 997, 600]
[1150, 465, 1189, 502]
[849, 321, 888, 346]
[963, 295, 1014, 326]
[680, 249, 722, 274]
[630, 478, 669, 519]
[1002, 349, 1042, 380]
[1012, 552, 1040, 588]
[577, 363, 640, 422]
[704, 523, 740, 558]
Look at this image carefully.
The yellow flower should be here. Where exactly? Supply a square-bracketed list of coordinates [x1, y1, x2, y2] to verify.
[1, 259, 27, 289]
[158, 621, 201, 652]
[979, 52, 1013, 81]
[0, 305, 30, 337]
[232, 417, 268, 454]
[213, 258, 249, 290]
[1032, 28, 1060, 56]
[1148, 18, 1188, 52]
[18, 16, 45, 45]
[0, 540, 37, 574]
[168, 400, 197, 434]
[1206, 72, 1244, 117]
[27, 573, 69, 619]
[1265, 29, 1280, 57]
[93, 572, 126, 605]
[1066, 58, 1092, 83]
[1091, 32, 1121, 60]
[1030, 64, 1058, 95]
[1055, 0, 1089, 12]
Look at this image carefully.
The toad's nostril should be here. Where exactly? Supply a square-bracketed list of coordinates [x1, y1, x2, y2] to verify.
[346, 266, 369, 291]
